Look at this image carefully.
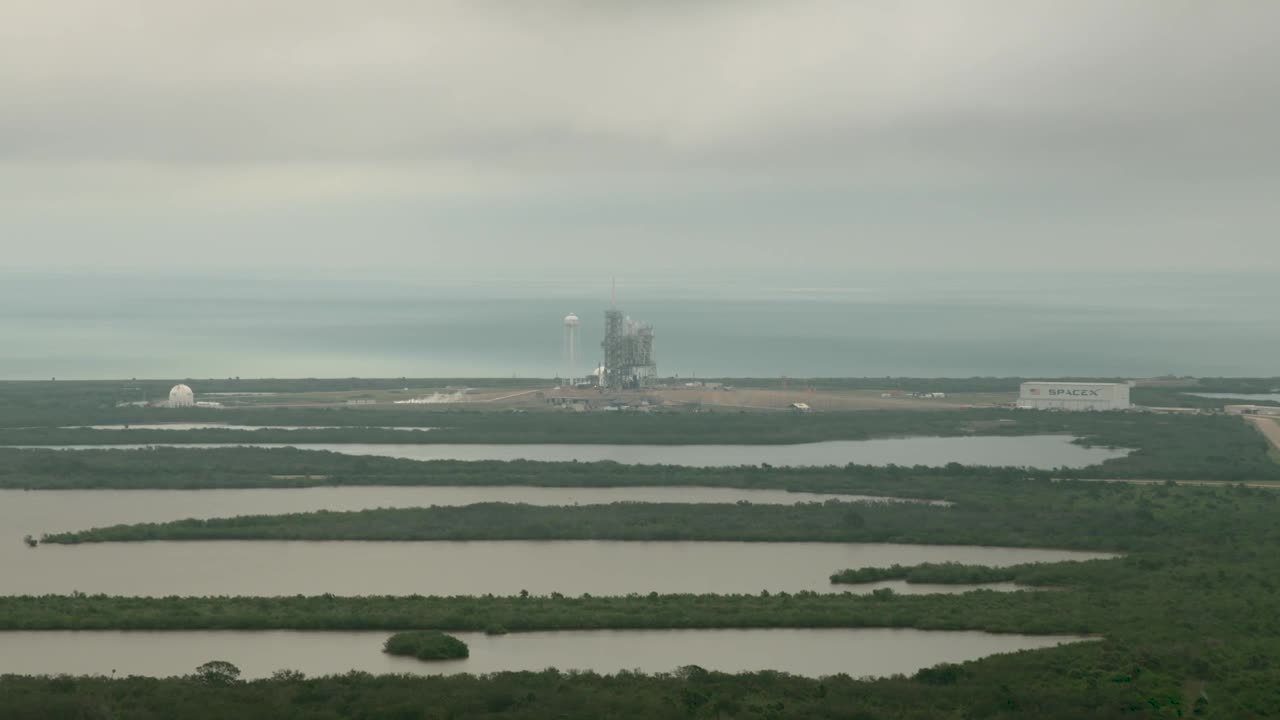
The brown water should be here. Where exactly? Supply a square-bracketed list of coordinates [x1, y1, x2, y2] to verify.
[24, 435, 1128, 468]
[1, 540, 1114, 596]
[0, 628, 1092, 679]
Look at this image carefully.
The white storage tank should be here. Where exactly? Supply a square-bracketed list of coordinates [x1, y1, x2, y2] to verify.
[1017, 382, 1131, 411]
[168, 384, 195, 408]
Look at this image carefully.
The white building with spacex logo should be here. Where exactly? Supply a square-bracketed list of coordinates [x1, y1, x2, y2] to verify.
[1017, 381, 1132, 411]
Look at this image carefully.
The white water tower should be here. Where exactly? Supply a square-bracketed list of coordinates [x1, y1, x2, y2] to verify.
[563, 313, 581, 382]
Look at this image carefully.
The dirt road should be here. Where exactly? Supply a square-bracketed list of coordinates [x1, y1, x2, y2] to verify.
[1066, 477, 1280, 489]
[649, 388, 1008, 411]
[1246, 415, 1280, 453]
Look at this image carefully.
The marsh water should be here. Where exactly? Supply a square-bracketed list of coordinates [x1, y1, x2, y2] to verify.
[1, 540, 1115, 596]
[0, 628, 1091, 679]
[23, 435, 1128, 468]
[1, 458, 1113, 598]
[0, 486, 945, 537]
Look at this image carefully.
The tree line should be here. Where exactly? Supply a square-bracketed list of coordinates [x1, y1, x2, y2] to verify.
[0, 643, 1238, 720]
[4, 408, 1279, 487]
[8, 472, 1280, 716]
[39, 479, 1275, 554]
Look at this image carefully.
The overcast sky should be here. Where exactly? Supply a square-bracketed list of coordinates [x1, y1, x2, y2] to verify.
[2, 1, 1277, 274]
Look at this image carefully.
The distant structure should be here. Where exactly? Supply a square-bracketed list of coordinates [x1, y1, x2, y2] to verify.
[563, 313, 581, 382]
[1017, 381, 1132, 411]
[1225, 405, 1280, 417]
[168, 384, 195, 408]
[601, 286, 656, 389]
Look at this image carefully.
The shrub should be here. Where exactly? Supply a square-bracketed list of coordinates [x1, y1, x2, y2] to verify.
[383, 631, 469, 661]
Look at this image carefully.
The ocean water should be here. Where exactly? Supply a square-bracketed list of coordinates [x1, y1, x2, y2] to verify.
[1, 270, 1276, 380]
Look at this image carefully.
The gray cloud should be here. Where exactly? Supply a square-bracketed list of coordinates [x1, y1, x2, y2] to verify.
[1, 0, 1277, 271]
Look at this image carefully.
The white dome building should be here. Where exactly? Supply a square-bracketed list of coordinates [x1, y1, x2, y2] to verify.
[168, 384, 195, 408]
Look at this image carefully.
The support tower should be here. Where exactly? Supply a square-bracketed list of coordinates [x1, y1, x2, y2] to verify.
[601, 307, 656, 389]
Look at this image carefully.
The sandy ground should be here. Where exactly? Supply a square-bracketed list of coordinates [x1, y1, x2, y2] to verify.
[529, 387, 1011, 411]
[237, 387, 541, 408]
[647, 388, 1002, 411]
[1246, 415, 1280, 453]
[241, 385, 1014, 412]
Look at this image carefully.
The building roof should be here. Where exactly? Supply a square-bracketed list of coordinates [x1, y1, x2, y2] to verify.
[1021, 381, 1128, 387]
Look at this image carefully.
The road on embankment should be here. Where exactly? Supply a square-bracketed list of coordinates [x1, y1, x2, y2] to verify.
[1246, 415, 1280, 453]
[1066, 478, 1280, 489]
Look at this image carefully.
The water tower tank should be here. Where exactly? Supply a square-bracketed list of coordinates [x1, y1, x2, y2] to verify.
[563, 314, 581, 381]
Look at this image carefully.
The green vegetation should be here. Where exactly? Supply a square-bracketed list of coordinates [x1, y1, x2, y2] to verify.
[3, 374, 1276, 423]
[831, 563, 1020, 585]
[1131, 378, 1280, 410]
[828, 561, 1116, 587]
[0, 377, 542, 419]
[32, 473, 1264, 552]
[0, 584, 1117, 635]
[0, 446, 1031, 492]
[0, 648, 1220, 720]
[32, 488, 1130, 550]
[7, 478, 1280, 715]
[6, 379, 1280, 716]
[4, 409, 1279, 485]
[0, 405, 1155, 444]
[1132, 388, 1280, 410]
[193, 660, 242, 686]
[383, 631, 469, 661]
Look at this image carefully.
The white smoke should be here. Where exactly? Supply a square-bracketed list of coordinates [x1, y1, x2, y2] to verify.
[393, 391, 469, 405]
